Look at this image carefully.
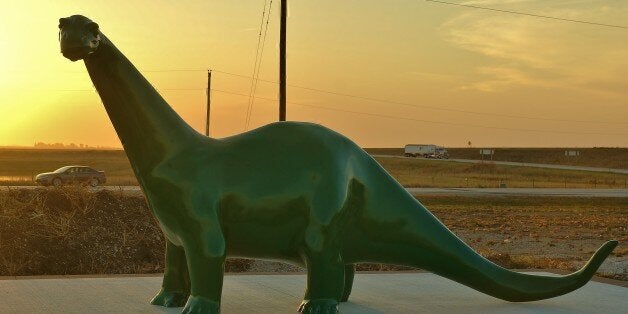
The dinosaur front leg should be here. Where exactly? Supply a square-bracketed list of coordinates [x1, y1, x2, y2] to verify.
[298, 248, 345, 314]
[151, 239, 190, 307]
[340, 264, 356, 302]
[181, 230, 226, 314]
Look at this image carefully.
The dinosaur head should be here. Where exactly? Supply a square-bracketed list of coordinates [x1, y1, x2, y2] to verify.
[59, 15, 101, 62]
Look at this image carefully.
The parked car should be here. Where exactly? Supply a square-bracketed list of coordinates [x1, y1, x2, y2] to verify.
[35, 166, 106, 187]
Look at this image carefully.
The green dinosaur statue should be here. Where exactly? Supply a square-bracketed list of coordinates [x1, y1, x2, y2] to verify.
[59, 15, 617, 314]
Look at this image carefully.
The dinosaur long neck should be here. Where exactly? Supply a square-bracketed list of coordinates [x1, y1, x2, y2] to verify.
[84, 34, 200, 174]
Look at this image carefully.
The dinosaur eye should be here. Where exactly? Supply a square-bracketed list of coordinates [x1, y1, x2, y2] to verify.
[58, 18, 68, 29]
[87, 22, 99, 35]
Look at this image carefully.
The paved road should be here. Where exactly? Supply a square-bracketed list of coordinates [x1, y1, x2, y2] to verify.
[407, 188, 628, 198]
[372, 155, 628, 175]
[0, 273, 625, 313]
[2, 186, 626, 197]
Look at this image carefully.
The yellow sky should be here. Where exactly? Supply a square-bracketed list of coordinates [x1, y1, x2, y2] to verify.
[1, 0, 627, 148]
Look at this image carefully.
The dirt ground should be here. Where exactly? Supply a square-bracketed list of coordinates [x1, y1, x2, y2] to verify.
[424, 196, 627, 281]
[0, 188, 625, 280]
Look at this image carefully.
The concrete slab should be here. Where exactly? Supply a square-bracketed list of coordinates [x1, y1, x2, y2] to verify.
[0, 273, 625, 313]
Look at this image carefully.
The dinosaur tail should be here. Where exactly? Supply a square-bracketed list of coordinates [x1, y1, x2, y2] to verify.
[423, 239, 617, 302]
[347, 180, 618, 302]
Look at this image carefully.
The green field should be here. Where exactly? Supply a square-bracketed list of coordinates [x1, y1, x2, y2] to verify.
[374, 157, 628, 188]
[0, 149, 137, 185]
[1, 148, 627, 188]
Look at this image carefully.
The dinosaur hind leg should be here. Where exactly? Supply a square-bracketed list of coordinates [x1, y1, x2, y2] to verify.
[297, 176, 356, 312]
[298, 247, 345, 314]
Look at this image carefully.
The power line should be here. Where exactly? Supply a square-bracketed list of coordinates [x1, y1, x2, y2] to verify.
[133, 69, 206, 72]
[425, 0, 628, 29]
[245, 0, 270, 131]
[23, 86, 627, 135]
[209, 88, 628, 136]
[245, 0, 274, 131]
[28, 88, 204, 92]
[209, 69, 628, 126]
[41, 68, 628, 126]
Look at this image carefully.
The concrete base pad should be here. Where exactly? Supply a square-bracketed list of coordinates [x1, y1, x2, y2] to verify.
[0, 273, 626, 313]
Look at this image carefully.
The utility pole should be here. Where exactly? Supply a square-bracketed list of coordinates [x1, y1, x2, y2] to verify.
[205, 69, 212, 136]
[279, 0, 287, 121]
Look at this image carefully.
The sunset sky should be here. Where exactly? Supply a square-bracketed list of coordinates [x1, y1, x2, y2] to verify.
[1, 0, 627, 148]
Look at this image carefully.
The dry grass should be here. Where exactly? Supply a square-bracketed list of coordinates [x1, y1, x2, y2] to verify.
[0, 187, 249, 276]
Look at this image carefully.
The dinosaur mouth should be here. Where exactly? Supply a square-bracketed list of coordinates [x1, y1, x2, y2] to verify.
[61, 46, 93, 61]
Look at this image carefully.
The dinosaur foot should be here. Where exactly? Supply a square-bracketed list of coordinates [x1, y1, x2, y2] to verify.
[339, 289, 352, 303]
[150, 289, 189, 307]
[297, 299, 339, 314]
[182, 295, 220, 314]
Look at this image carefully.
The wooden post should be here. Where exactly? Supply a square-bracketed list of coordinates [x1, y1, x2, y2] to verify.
[206, 70, 212, 136]
[279, 0, 287, 121]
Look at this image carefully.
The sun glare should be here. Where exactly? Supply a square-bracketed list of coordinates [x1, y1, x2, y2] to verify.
[0, 44, 9, 87]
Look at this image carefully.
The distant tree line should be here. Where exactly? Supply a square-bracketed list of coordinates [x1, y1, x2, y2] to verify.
[33, 142, 115, 149]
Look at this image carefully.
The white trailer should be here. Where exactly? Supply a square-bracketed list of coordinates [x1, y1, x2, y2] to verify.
[404, 144, 449, 159]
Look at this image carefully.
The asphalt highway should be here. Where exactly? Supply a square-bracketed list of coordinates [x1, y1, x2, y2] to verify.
[406, 187, 628, 198]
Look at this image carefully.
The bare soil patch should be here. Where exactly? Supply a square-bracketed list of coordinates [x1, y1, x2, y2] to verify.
[423, 196, 627, 281]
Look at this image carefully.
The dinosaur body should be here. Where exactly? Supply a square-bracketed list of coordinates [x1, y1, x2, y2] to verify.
[59, 15, 617, 314]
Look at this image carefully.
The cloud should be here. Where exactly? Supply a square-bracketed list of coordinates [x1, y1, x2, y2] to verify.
[460, 66, 552, 92]
[439, 3, 628, 97]
[407, 71, 459, 82]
